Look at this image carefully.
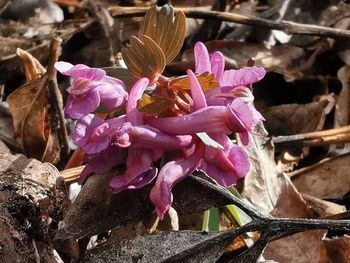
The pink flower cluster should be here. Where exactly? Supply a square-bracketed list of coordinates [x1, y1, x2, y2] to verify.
[56, 42, 266, 219]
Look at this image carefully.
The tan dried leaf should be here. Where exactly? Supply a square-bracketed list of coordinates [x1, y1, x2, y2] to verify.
[7, 78, 60, 163]
[241, 123, 327, 262]
[7, 39, 65, 163]
[139, 5, 186, 63]
[16, 48, 46, 81]
[291, 153, 350, 199]
[121, 35, 166, 81]
[335, 65, 350, 127]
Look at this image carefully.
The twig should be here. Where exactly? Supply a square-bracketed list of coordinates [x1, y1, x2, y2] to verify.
[273, 125, 350, 150]
[108, 6, 350, 39]
[47, 36, 70, 165]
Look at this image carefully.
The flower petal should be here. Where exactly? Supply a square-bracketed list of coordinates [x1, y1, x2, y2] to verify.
[79, 164, 94, 185]
[210, 51, 225, 81]
[201, 135, 249, 187]
[194, 42, 211, 74]
[127, 78, 150, 124]
[64, 89, 100, 119]
[150, 143, 204, 219]
[147, 106, 233, 135]
[220, 66, 266, 87]
[72, 114, 126, 154]
[98, 83, 128, 111]
[109, 148, 156, 193]
[71, 114, 103, 147]
[55, 61, 106, 80]
[187, 69, 207, 111]
[126, 124, 193, 149]
[84, 146, 127, 174]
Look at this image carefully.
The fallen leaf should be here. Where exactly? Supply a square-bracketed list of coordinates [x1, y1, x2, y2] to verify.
[301, 193, 346, 218]
[335, 65, 350, 128]
[323, 236, 350, 263]
[7, 38, 68, 163]
[16, 47, 46, 81]
[240, 123, 282, 213]
[260, 98, 333, 136]
[240, 123, 326, 263]
[291, 153, 350, 199]
[55, 174, 243, 240]
[84, 231, 234, 263]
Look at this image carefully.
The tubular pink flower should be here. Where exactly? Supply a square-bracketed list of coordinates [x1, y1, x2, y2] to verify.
[114, 123, 193, 150]
[72, 114, 126, 154]
[147, 97, 254, 139]
[55, 61, 128, 119]
[200, 134, 249, 187]
[79, 146, 127, 184]
[109, 148, 158, 193]
[150, 143, 204, 219]
[193, 42, 265, 105]
[126, 77, 150, 125]
[187, 69, 207, 111]
[109, 77, 160, 193]
[194, 42, 211, 74]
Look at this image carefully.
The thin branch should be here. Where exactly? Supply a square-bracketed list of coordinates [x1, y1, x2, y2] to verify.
[273, 125, 350, 150]
[47, 36, 70, 165]
[108, 6, 350, 39]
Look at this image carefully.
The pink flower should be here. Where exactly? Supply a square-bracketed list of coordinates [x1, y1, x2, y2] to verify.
[150, 142, 204, 219]
[149, 70, 251, 219]
[193, 42, 265, 105]
[55, 62, 128, 119]
[71, 114, 126, 154]
[109, 78, 160, 193]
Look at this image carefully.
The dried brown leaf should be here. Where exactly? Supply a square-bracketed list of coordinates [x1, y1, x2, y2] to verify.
[7, 77, 61, 162]
[323, 236, 350, 263]
[301, 193, 346, 218]
[16, 48, 46, 81]
[260, 98, 334, 136]
[139, 4, 186, 63]
[7, 39, 66, 163]
[335, 65, 350, 127]
[291, 153, 350, 199]
[121, 35, 166, 81]
[241, 123, 327, 263]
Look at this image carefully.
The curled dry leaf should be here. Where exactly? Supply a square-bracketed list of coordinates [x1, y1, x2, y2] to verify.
[260, 97, 334, 136]
[55, 173, 240, 240]
[291, 153, 350, 199]
[121, 35, 166, 81]
[301, 193, 346, 218]
[16, 48, 46, 81]
[139, 4, 186, 63]
[7, 39, 67, 163]
[335, 65, 350, 128]
[240, 123, 327, 263]
[323, 236, 350, 263]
